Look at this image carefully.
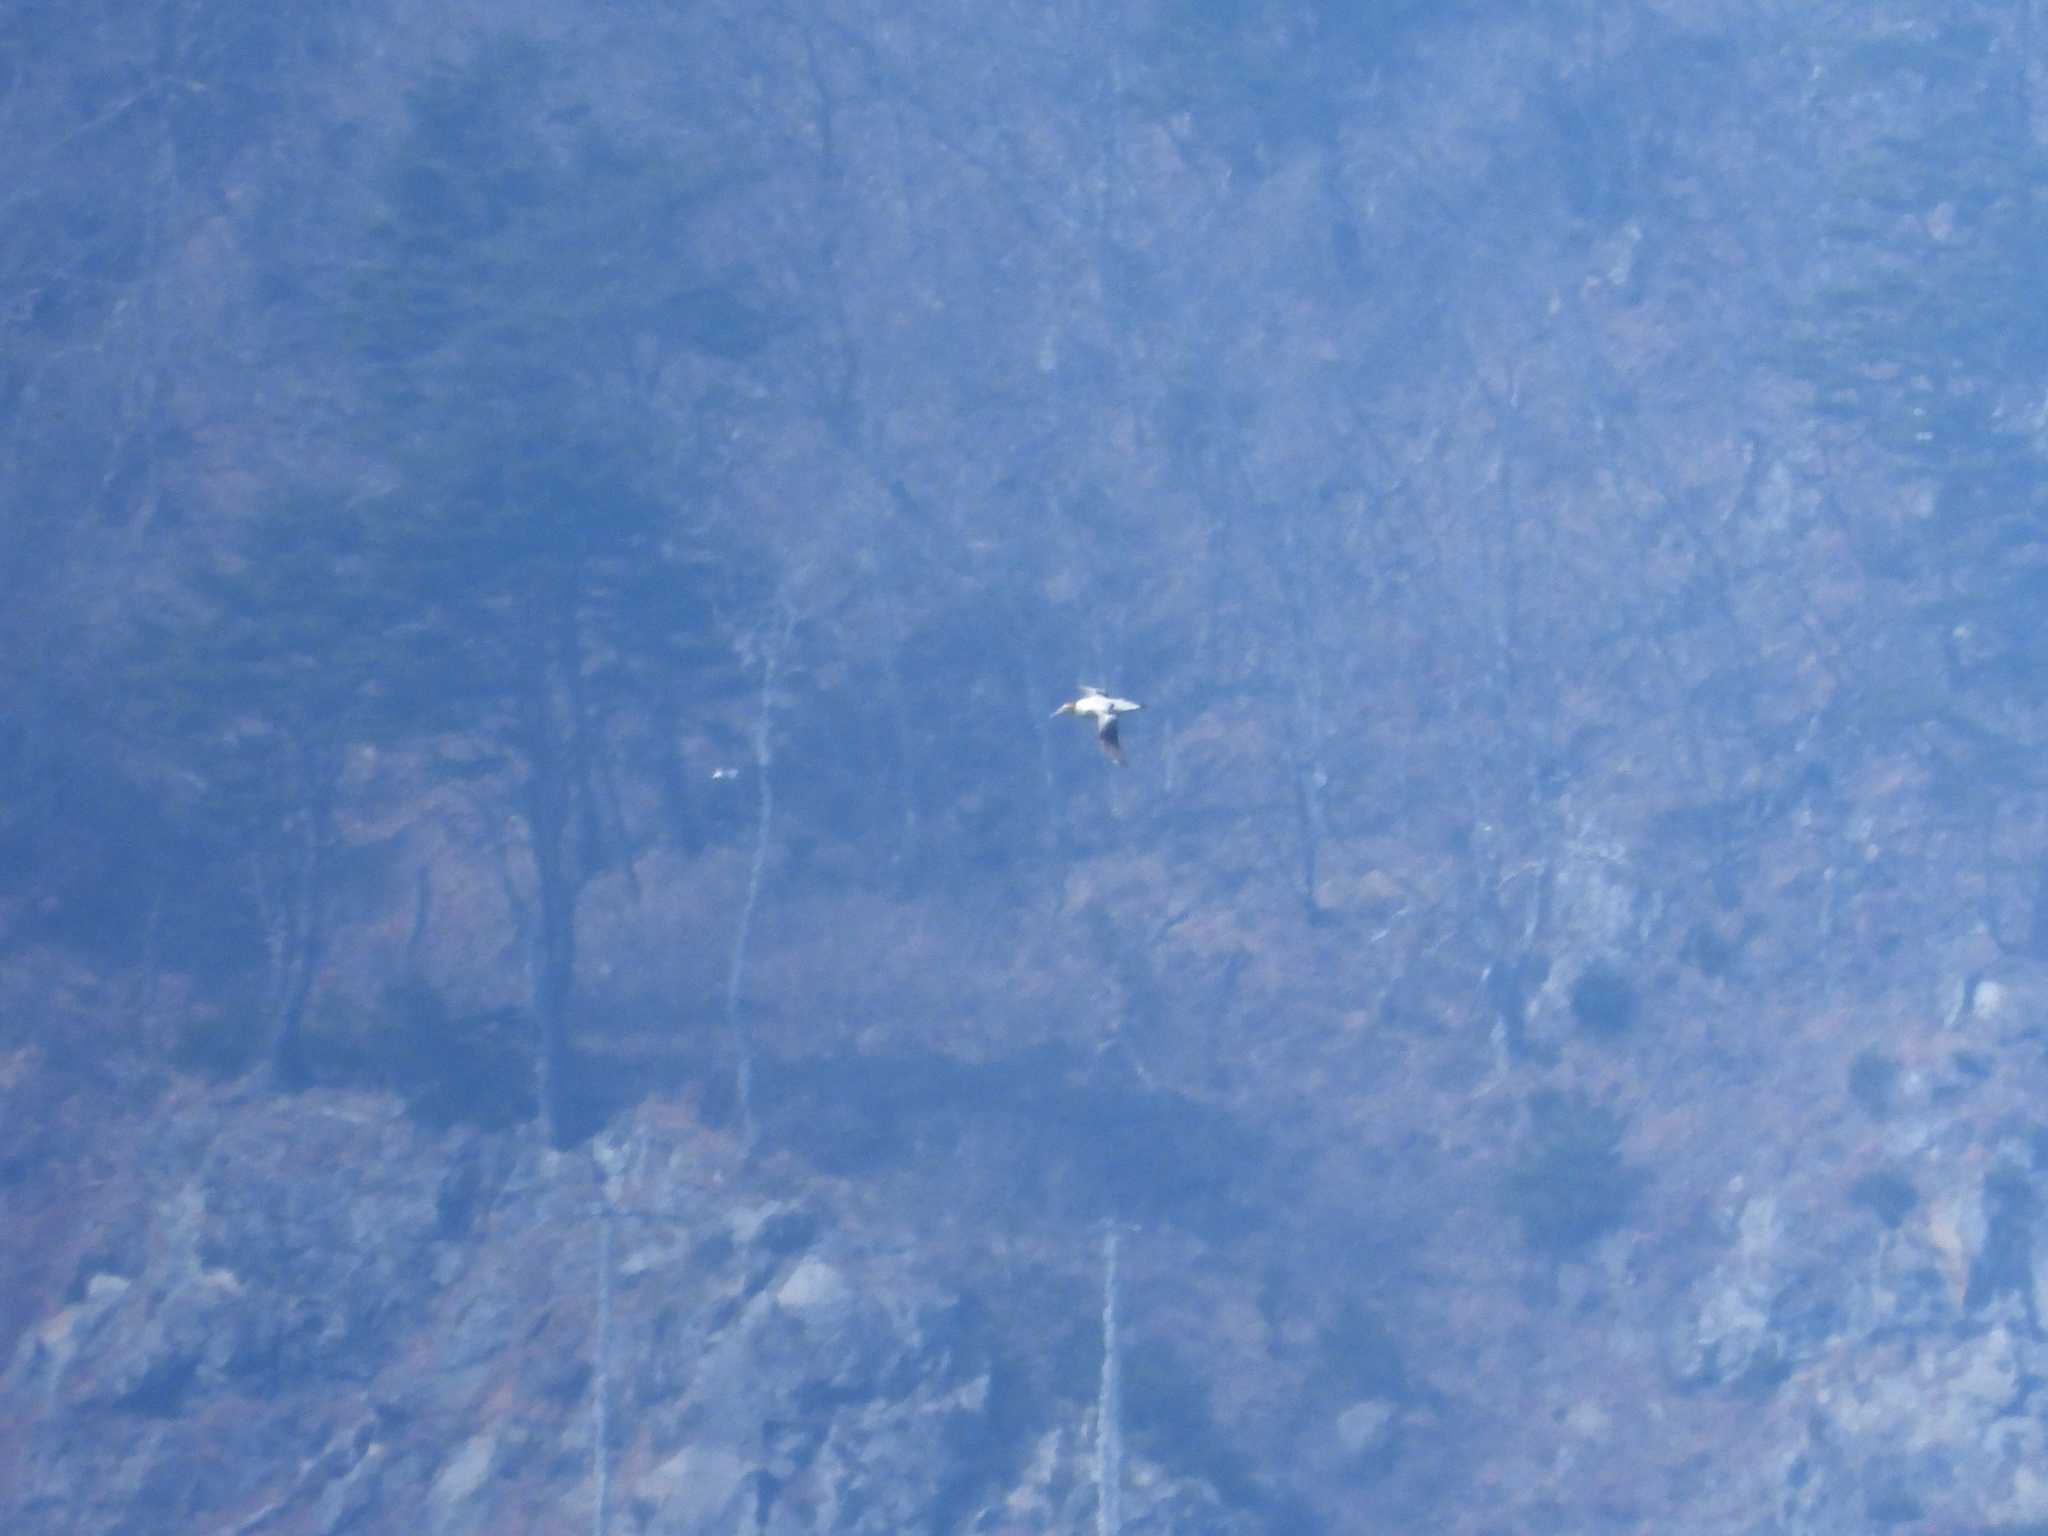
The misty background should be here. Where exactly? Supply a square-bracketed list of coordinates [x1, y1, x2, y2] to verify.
[6, 2, 2048, 1532]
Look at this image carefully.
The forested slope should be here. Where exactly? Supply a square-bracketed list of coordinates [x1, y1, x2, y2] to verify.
[7, 2, 2048, 1532]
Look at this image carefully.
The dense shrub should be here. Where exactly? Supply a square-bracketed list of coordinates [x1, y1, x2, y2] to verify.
[1502, 1090, 1643, 1258]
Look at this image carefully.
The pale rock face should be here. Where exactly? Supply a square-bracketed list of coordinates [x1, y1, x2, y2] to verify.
[6, 1273, 133, 1397]
[632, 1444, 753, 1531]
[428, 1434, 495, 1507]
[1963, 959, 2048, 1049]
[1335, 1398, 1396, 1458]
[776, 1255, 852, 1314]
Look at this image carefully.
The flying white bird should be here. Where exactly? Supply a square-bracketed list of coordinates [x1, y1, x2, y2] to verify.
[1052, 685, 1143, 765]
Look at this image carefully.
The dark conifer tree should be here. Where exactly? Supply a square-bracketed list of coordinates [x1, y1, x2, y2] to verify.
[338, 41, 756, 1143]
[121, 497, 388, 1085]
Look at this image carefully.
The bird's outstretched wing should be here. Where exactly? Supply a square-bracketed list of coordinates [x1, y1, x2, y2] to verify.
[1097, 715, 1126, 765]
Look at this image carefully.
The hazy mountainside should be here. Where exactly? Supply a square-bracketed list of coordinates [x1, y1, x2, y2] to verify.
[8, 1, 2048, 1531]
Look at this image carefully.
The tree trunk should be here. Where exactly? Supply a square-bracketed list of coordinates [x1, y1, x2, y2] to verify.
[265, 751, 334, 1089]
[522, 626, 581, 1148]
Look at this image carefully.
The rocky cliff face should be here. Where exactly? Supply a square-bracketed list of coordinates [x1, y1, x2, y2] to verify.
[4, 1059, 1251, 1536]
[12, 923, 2048, 1533]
